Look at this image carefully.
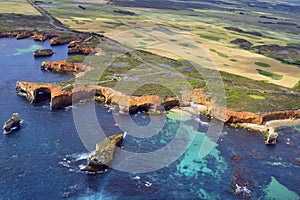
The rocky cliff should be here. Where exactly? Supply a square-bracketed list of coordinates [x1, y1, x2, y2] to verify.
[50, 37, 76, 46]
[16, 81, 300, 125]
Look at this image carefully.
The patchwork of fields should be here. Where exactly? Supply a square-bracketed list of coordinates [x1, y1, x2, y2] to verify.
[40, 0, 300, 88]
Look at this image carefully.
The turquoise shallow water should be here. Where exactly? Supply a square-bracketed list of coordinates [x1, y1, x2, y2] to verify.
[0, 38, 299, 199]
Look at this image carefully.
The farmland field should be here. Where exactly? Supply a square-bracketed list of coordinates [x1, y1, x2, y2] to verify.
[38, 0, 300, 88]
[0, 0, 40, 15]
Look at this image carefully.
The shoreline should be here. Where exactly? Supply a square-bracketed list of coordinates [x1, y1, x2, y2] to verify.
[1, 30, 299, 144]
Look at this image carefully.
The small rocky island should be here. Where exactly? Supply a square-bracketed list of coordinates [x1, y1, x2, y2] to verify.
[81, 133, 125, 173]
[3, 113, 22, 134]
[34, 49, 54, 57]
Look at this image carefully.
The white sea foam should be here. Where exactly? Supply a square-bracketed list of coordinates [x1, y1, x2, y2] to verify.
[74, 153, 90, 161]
[66, 152, 90, 161]
[145, 181, 152, 187]
[58, 161, 70, 168]
[195, 118, 209, 126]
[132, 176, 140, 180]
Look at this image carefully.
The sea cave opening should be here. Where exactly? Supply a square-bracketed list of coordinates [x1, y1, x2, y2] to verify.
[34, 88, 51, 103]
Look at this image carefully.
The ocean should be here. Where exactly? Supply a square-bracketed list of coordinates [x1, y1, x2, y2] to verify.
[0, 38, 299, 199]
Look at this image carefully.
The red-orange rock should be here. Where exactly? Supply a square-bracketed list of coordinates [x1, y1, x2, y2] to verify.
[50, 37, 76, 46]
[68, 47, 97, 55]
[15, 81, 300, 126]
[33, 33, 48, 41]
[16, 32, 33, 39]
[41, 61, 93, 74]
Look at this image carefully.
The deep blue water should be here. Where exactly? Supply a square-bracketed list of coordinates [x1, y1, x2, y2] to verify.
[0, 38, 300, 200]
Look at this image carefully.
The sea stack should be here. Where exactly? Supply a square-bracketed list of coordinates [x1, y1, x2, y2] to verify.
[3, 113, 22, 134]
[81, 133, 124, 173]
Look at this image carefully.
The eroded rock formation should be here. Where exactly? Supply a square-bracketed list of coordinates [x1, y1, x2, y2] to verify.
[81, 133, 124, 172]
[230, 38, 253, 50]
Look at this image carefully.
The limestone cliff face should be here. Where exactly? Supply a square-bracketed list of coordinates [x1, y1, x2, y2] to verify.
[225, 110, 263, 125]
[50, 37, 76, 46]
[261, 110, 300, 122]
[41, 61, 93, 74]
[223, 109, 300, 125]
[68, 47, 98, 55]
[15, 81, 300, 124]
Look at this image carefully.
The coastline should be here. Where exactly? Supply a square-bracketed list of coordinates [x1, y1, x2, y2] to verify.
[1, 30, 299, 144]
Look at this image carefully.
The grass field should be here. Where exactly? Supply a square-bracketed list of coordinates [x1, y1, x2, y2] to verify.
[0, 0, 40, 15]
[38, 0, 300, 88]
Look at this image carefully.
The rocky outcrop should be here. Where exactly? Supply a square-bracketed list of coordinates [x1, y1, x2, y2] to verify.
[40, 61, 93, 74]
[230, 38, 253, 50]
[3, 113, 22, 134]
[34, 49, 54, 57]
[81, 133, 124, 172]
[50, 37, 76, 46]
